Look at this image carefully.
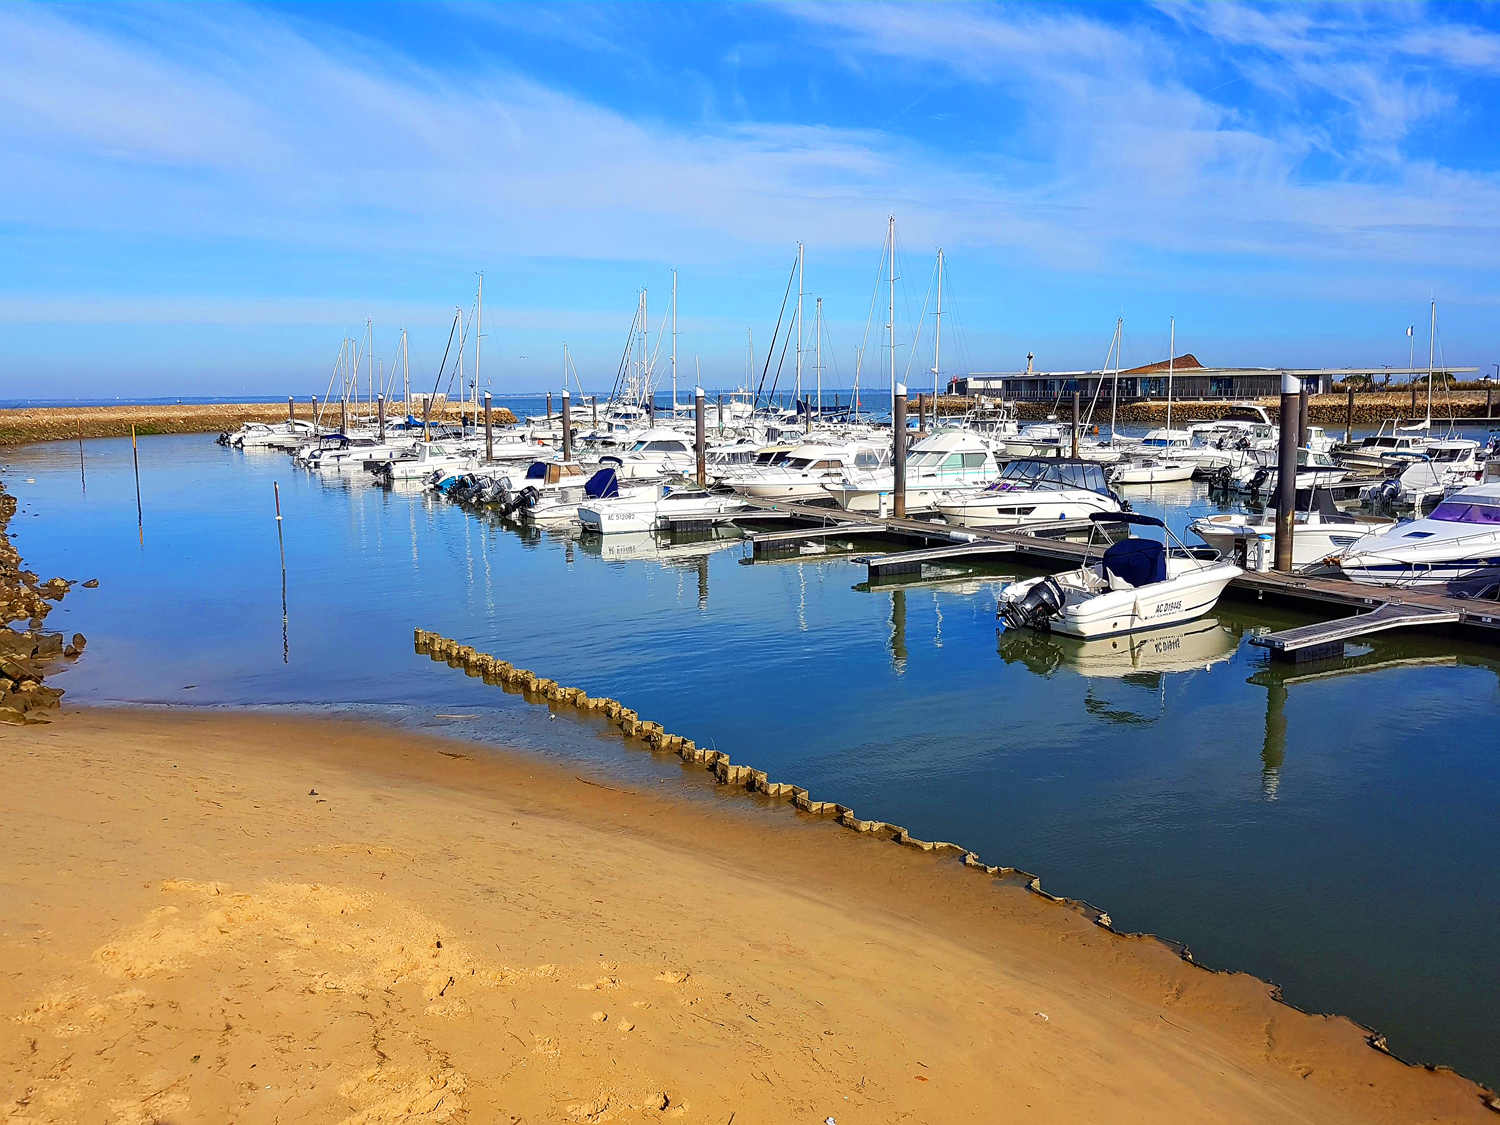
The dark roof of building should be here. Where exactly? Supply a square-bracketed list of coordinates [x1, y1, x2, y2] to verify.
[1119, 354, 1203, 375]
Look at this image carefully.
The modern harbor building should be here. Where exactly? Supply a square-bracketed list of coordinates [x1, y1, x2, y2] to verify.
[950, 355, 1478, 402]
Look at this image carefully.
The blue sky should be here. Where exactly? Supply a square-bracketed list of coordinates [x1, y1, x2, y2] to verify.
[3, 1, 1498, 397]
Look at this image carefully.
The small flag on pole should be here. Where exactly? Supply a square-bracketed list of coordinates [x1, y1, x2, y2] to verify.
[1406, 325, 1414, 337]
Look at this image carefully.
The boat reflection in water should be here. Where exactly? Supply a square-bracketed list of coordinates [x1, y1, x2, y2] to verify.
[575, 527, 744, 565]
[997, 615, 1240, 681]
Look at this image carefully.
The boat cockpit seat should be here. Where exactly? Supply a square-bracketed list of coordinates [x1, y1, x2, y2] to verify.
[1102, 538, 1166, 590]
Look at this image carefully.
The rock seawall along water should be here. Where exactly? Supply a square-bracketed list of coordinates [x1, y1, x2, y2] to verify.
[0, 483, 87, 724]
[0, 402, 518, 446]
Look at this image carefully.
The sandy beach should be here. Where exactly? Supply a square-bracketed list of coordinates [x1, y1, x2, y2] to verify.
[1, 709, 1492, 1124]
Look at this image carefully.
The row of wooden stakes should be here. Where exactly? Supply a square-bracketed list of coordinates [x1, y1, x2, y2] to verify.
[413, 627, 1122, 931]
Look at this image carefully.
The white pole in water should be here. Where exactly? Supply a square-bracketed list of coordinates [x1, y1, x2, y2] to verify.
[932, 247, 943, 424]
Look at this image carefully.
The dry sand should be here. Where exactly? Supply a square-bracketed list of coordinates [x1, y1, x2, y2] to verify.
[1, 709, 1493, 1124]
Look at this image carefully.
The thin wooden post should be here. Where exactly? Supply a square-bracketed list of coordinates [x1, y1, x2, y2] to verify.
[1344, 384, 1355, 444]
[130, 423, 143, 544]
[561, 390, 572, 462]
[1071, 390, 1081, 458]
[288, 395, 295, 428]
[76, 418, 85, 493]
[695, 387, 706, 487]
[274, 481, 288, 664]
[1298, 383, 1310, 448]
[377, 393, 385, 444]
[483, 392, 493, 462]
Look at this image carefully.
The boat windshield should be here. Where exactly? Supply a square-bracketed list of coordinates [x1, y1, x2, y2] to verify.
[996, 460, 1110, 492]
[1429, 501, 1500, 525]
[783, 457, 813, 469]
[1432, 446, 1471, 462]
[907, 451, 944, 468]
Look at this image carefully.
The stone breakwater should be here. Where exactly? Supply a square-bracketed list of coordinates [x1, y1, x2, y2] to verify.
[413, 624, 1500, 1086]
[0, 484, 87, 724]
[0, 402, 517, 446]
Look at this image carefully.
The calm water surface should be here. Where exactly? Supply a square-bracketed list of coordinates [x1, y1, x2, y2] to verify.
[4, 432, 1499, 1087]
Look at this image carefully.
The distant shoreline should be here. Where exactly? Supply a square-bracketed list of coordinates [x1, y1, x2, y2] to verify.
[0, 401, 516, 446]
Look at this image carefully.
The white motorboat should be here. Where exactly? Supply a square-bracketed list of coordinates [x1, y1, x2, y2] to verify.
[608, 428, 700, 480]
[1362, 439, 1485, 507]
[823, 431, 1001, 514]
[579, 482, 751, 534]
[1226, 448, 1347, 494]
[1336, 482, 1500, 594]
[935, 459, 1123, 527]
[1334, 423, 1433, 472]
[373, 440, 479, 482]
[224, 420, 322, 449]
[1188, 492, 1394, 573]
[1000, 421, 1069, 459]
[1110, 458, 1195, 485]
[997, 512, 1242, 638]
[726, 441, 889, 501]
[518, 465, 658, 526]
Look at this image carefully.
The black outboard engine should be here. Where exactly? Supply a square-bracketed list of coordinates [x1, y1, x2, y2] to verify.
[1248, 466, 1271, 495]
[1207, 466, 1231, 494]
[515, 485, 540, 512]
[999, 576, 1066, 632]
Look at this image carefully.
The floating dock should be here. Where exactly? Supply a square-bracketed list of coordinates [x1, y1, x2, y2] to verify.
[736, 497, 1500, 653]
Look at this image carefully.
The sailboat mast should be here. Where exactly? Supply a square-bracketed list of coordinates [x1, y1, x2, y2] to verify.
[1427, 299, 1436, 426]
[795, 242, 804, 410]
[932, 248, 943, 418]
[671, 269, 678, 413]
[402, 329, 409, 420]
[1110, 316, 1122, 441]
[888, 215, 896, 408]
[815, 296, 823, 416]
[366, 318, 373, 410]
[1167, 317, 1175, 436]
[475, 273, 484, 427]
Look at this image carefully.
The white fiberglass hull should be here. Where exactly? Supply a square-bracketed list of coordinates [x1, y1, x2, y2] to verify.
[1112, 462, 1195, 485]
[1188, 515, 1379, 572]
[1000, 559, 1241, 639]
[936, 489, 1120, 528]
[579, 493, 749, 534]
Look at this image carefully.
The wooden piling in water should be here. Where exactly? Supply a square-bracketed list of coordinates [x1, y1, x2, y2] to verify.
[561, 390, 572, 462]
[695, 387, 706, 486]
[893, 383, 908, 519]
[483, 392, 493, 462]
[1275, 374, 1300, 573]
[130, 423, 143, 544]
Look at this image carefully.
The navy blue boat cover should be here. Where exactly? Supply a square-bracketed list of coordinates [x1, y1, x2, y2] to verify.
[525, 461, 548, 480]
[1102, 538, 1166, 587]
[584, 468, 620, 499]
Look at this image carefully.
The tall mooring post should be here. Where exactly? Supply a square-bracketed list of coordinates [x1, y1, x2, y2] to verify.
[892, 383, 908, 519]
[377, 394, 385, 444]
[694, 386, 707, 487]
[546, 392, 553, 423]
[1071, 391, 1081, 458]
[1298, 383, 1310, 448]
[1275, 372, 1301, 573]
[916, 393, 926, 437]
[1344, 384, 1355, 444]
[288, 396, 295, 428]
[591, 396, 598, 428]
[483, 392, 493, 462]
[561, 390, 572, 462]
[340, 397, 348, 436]
[717, 393, 725, 437]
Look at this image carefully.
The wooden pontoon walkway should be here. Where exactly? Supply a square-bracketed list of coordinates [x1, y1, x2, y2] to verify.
[736, 497, 1500, 653]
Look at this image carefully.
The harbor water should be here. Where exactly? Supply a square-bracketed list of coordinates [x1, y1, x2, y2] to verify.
[4, 430, 1499, 1086]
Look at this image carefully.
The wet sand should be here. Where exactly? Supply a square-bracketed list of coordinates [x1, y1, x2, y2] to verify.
[1, 709, 1493, 1124]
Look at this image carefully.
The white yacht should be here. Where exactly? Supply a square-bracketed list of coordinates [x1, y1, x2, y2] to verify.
[1335, 424, 1432, 471]
[726, 441, 889, 501]
[935, 459, 1123, 528]
[1336, 482, 1500, 594]
[1188, 492, 1394, 573]
[518, 465, 659, 526]
[823, 431, 1000, 514]
[997, 513, 1242, 638]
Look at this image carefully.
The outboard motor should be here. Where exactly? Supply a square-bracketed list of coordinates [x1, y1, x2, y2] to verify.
[1248, 466, 1271, 495]
[1207, 466, 1232, 494]
[999, 576, 1066, 632]
[514, 485, 541, 511]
